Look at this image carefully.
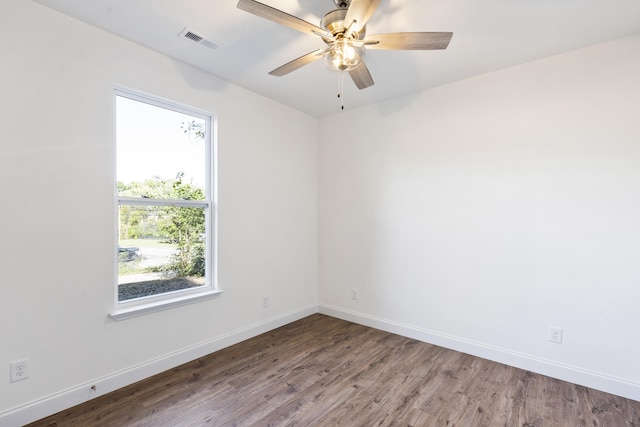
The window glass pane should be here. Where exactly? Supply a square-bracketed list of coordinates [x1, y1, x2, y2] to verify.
[115, 90, 214, 307]
[118, 205, 206, 301]
[116, 96, 206, 200]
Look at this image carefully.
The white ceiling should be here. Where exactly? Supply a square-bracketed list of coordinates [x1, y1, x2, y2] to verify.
[35, 0, 640, 117]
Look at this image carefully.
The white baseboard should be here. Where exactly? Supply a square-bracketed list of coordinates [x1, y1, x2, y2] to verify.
[0, 305, 318, 427]
[318, 304, 640, 402]
[4, 303, 638, 426]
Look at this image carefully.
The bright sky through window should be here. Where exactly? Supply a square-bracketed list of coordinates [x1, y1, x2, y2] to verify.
[116, 96, 206, 188]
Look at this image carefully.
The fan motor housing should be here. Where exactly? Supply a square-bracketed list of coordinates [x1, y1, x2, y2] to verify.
[321, 8, 366, 41]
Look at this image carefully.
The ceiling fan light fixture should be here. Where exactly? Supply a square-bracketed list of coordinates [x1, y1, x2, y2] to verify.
[324, 39, 364, 71]
[237, 0, 452, 92]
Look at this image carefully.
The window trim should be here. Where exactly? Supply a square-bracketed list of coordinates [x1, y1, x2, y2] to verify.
[110, 86, 219, 320]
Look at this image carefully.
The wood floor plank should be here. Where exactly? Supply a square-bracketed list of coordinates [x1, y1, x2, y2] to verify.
[27, 314, 640, 427]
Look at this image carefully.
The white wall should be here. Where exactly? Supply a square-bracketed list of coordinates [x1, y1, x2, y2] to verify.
[318, 33, 640, 400]
[2, 0, 639, 422]
[0, 0, 317, 423]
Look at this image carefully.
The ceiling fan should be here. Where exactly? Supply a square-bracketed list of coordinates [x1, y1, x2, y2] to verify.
[237, 0, 453, 90]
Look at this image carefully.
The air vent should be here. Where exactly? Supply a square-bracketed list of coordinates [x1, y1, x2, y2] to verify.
[178, 28, 221, 50]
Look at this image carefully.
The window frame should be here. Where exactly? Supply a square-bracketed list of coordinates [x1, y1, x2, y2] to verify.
[110, 87, 220, 320]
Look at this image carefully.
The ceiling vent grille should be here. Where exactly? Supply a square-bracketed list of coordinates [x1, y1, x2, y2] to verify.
[178, 28, 221, 50]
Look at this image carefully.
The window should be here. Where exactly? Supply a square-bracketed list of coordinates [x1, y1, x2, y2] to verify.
[112, 88, 218, 319]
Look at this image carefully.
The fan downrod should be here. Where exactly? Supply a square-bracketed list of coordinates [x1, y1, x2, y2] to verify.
[333, 0, 350, 9]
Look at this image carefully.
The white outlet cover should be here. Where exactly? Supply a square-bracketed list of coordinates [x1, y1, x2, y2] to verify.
[549, 327, 563, 344]
[10, 359, 29, 383]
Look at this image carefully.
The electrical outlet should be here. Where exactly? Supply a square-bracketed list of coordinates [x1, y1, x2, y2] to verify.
[549, 327, 563, 344]
[262, 295, 269, 308]
[10, 359, 29, 383]
[351, 288, 358, 301]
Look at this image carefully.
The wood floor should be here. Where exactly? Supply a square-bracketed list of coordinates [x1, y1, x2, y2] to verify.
[29, 314, 639, 426]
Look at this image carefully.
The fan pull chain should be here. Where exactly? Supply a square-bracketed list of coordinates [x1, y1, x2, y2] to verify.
[337, 71, 345, 110]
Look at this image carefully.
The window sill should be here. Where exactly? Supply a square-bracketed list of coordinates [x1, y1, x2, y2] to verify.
[110, 289, 222, 321]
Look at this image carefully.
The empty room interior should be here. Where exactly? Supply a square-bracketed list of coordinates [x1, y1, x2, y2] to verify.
[1, 0, 640, 425]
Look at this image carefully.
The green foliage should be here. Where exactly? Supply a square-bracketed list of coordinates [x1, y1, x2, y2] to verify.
[181, 120, 206, 140]
[159, 173, 206, 277]
[117, 176, 175, 199]
[119, 173, 206, 278]
[117, 258, 144, 275]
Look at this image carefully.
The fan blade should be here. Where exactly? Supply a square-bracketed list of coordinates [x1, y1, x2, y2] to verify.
[365, 32, 453, 50]
[237, 0, 329, 38]
[269, 49, 324, 77]
[348, 61, 374, 90]
[344, 0, 382, 37]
